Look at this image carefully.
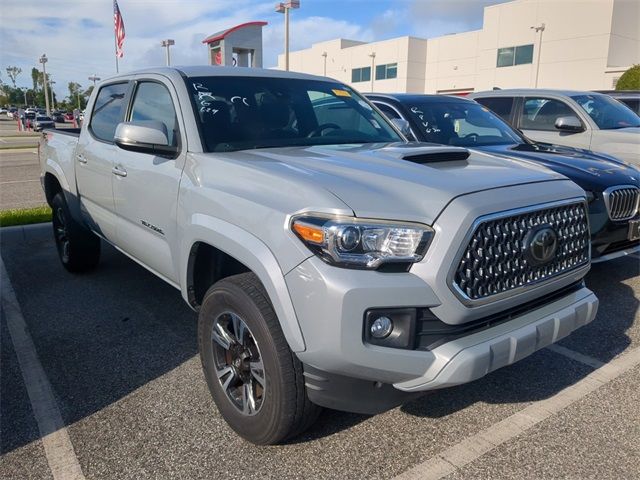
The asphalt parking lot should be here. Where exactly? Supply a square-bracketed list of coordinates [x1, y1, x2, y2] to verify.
[1, 223, 639, 480]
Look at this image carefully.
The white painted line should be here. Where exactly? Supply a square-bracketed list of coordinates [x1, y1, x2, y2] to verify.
[546, 344, 605, 369]
[394, 346, 640, 480]
[1, 258, 86, 480]
[0, 179, 40, 185]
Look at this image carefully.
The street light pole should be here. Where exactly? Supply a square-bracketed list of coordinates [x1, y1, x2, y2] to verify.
[20, 87, 28, 107]
[275, 1, 300, 71]
[88, 74, 101, 87]
[322, 52, 327, 76]
[161, 39, 175, 66]
[530, 23, 545, 88]
[39, 54, 51, 116]
[369, 52, 376, 92]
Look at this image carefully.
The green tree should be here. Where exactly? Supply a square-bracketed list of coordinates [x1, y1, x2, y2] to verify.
[5, 66, 22, 88]
[616, 65, 640, 90]
[67, 82, 82, 108]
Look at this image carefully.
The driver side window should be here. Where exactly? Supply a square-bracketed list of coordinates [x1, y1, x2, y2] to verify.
[520, 97, 575, 131]
[129, 82, 179, 146]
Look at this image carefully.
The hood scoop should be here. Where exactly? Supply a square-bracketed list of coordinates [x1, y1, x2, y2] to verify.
[402, 149, 470, 164]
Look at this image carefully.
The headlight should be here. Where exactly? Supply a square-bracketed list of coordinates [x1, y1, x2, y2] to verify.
[291, 215, 434, 269]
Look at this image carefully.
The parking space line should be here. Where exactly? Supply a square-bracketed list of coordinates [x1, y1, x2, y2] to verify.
[546, 344, 605, 369]
[393, 346, 640, 480]
[1, 258, 86, 480]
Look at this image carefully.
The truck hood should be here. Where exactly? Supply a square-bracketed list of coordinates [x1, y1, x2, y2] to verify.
[477, 143, 640, 191]
[197, 143, 567, 224]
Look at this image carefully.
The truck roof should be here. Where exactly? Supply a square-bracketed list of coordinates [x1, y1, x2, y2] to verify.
[101, 66, 332, 84]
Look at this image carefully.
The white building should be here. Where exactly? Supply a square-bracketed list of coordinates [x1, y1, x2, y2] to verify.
[278, 0, 640, 94]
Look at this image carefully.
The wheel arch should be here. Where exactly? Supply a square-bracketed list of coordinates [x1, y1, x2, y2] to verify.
[182, 214, 306, 352]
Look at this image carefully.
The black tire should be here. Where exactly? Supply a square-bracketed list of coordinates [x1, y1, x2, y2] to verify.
[198, 272, 321, 445]
[51, 192, 101, 273]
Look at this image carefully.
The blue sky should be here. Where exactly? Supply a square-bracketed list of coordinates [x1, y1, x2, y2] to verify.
[0, 0, 505, 100]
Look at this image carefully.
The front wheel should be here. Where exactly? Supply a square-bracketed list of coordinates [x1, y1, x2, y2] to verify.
[198, 272, 321, 444]
[51, 193, 101, 273]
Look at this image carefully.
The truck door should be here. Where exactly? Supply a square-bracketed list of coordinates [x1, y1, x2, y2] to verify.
[112, 78, 184, 283]
[518, 96, 592, 149]
[75, 81, 130, 242]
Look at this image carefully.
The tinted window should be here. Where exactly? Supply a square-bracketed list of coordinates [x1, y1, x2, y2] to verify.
[90, 83, 128, 142]
[375, 63, 398, 80]
[351, 67, 371, 83]
[188, 76, 400, 152]
[497, 44, 534, 67]
[619, 98, 640, 115]
[571, 94, 640, 129]
[496, 47, 514, 67]
[514, 44, 534, 65]
[520, 97, 576, 131]
[130, 82, 179, 146]
[475, 97, 514, 121]
[373, 102, 402, 120]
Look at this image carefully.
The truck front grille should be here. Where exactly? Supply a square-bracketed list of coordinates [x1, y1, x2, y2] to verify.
[604, 186, 639, 221]
[453, 201, 590, 303]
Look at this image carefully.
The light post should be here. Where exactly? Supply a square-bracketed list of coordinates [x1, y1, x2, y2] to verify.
[275, 1, 300, 71]
[369, 52, 376, 92]
[161, 39, 175, 66]
[20, 87, 28, 107]
[88, 74, 101, 86]
[322, 51, 327, 76]
[39, 54, 51, 116]
[530, 23, 545, 88]
[77, 89, 82, 110]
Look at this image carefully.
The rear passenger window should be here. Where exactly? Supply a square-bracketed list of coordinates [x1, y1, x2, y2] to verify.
[90, 83, 128, 142]
[374, 102, 402, 121]
[474, 97, 514, 122]
[520, 97, 576, 131]
[129, 82, 179, 146]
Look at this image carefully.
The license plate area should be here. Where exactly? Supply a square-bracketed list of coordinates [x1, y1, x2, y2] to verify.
[629, 220, 640, 241]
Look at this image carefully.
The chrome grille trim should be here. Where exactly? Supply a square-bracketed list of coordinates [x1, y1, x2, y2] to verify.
[449, 198, 591, 306]
[603, 185, 640, 221]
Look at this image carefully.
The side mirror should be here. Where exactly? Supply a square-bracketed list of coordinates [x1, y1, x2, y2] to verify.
[554, 116, 584, 133]
[114, 121, 177, 155]
[391, 118, 412, 137]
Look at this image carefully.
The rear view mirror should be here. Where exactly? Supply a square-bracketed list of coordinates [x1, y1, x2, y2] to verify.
[114, 121, 177, 155]
[554, 116, 584, 132]
[391, 118, 412, 137]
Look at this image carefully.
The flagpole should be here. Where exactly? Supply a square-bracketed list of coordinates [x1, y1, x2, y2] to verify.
[114, 33, 119, 73]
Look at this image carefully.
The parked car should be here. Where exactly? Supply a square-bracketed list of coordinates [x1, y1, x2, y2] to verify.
[33, 115, 55, 131]
[7, 107, 18, 118]
[52, 111, 66, 123]
[40, 66, 597, 445]
[468, 89, 640, 167]
[367, 93, 640, 261]
[595, 90, 640, 116]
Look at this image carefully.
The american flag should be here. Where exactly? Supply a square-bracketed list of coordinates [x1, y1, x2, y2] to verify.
[114, 0, 125, 58]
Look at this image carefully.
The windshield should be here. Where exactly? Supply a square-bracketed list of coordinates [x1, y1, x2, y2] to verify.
[37, 116, 52, 121]
[571, 94, 640, 129]
[404, 101, 523, 147]
[187, 76, 401, 152]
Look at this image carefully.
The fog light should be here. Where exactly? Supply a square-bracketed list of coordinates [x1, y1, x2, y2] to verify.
[370, 316, 393, 339]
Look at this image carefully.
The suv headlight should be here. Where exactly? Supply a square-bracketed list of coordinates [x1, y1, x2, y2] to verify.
[291, 215, 434, 269]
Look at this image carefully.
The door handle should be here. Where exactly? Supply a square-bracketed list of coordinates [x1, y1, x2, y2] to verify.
[77, 154, 87, 164]
[112, 165, 127, 177]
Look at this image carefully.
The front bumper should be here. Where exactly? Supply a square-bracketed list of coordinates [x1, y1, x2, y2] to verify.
[394, 287, 598, 391]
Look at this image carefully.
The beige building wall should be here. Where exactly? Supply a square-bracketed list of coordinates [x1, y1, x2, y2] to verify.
[278, 0, 640, 93]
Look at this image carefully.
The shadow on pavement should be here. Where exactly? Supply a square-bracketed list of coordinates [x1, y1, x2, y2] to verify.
[1, 235, 637, 452]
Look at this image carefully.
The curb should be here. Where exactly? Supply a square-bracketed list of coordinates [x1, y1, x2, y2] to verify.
[1, 223, 51, 245]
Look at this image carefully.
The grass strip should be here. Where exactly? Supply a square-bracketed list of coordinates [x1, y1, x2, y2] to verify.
[0, 205, 51, 227]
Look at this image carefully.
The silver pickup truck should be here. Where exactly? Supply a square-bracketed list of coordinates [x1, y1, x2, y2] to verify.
[40, 66, 598, 445]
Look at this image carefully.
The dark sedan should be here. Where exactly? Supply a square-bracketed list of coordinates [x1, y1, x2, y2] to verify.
[366, 93, 640, 262]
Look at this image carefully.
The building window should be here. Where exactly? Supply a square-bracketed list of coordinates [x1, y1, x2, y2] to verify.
[496, 44, 534, 68]
[375, 63, 398, 80]
[351, 67, 371, 83]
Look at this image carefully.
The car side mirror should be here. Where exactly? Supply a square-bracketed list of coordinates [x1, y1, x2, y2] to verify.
[391, 118, 412, 137]
[554, 116, 584, 133]
[114, 121, 177, 155]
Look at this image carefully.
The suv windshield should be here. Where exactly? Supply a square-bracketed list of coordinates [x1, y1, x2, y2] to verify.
[187, 76, 401, 152]
[405, 101, 523, 147]
[571, 94, 640, 130]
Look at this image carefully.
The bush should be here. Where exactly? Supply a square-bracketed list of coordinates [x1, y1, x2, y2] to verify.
[0, 205, 51, 227]
[616, 65, 640, 90]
